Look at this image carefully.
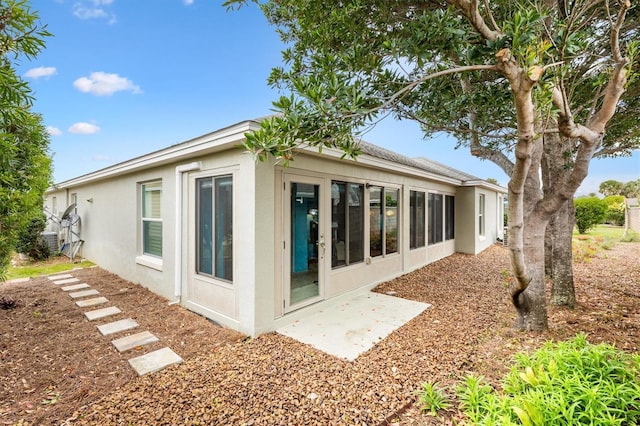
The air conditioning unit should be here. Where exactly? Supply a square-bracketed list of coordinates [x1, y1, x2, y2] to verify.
[41, 231, 59, 253]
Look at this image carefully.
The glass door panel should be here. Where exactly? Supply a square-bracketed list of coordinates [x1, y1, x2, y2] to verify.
[290, 182, 320, 305]
[285, 175, 324, 311]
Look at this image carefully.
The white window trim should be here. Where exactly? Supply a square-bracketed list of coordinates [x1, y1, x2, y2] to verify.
[136, 254, 163, 271]
[139, 180, 163, 268]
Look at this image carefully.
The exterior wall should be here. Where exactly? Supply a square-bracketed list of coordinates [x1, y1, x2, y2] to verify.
[264, 153, 466, 332]
[455, 186, 502, 255]
[44, 127, 506, 337]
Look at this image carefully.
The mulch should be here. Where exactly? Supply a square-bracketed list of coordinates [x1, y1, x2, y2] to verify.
[1, 242, 638, 425]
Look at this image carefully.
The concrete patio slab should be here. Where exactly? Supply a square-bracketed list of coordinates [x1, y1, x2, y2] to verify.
[128, 347, 183, 376]
[277, 290, 430, 361]
[52, 277, 80, 285]
[69, 289, 100, 299]
[97, 318, 139, 336]
[112, 331, 158, 352]
[85, 306, 121, 321]
[76, 297, 109, 308]
[48, 274, 73, 280]
[60, 283, 90, 292]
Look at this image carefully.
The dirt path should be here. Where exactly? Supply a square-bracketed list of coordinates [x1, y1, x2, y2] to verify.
[1, 242, 638, 425]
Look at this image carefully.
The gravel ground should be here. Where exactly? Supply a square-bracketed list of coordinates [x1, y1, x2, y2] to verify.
[3, 242, 638, 425]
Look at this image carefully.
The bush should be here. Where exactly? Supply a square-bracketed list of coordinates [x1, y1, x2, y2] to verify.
[603, 195, 625, 226]
[574, 197, 607, 234]
[15, 213, 51, 261]
[455, 334, 640, 425]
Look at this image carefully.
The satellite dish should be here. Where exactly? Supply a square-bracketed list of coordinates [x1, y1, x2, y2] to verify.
[61, 203, 77, 220]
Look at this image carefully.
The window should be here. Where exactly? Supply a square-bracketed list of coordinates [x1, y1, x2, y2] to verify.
[331, 181, 364, 268]
[141, 181, 162, 257]
[479, 193, 486, 236]
[428, 193, 455, 244]
[196, 175, 233, 282]
[410, 190, 426, 249]
[428, 193, 443, 245]
[71, 193, 78, 214]
[369, 186, 399, 257]
[445, 195, 455, 240]
[52, 196, 57, 215]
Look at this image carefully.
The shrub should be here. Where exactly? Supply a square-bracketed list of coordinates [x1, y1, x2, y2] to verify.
[603, 195, 625, 226]
[574, 197, 607, 234]
[15, 213, 51, 261]
[455, 334, 640, 425]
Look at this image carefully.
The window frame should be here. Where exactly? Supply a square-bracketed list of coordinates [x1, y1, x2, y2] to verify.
[331, 181, 365, 269]
[428, 192, 443, 245]
[195, 174, 234, 283]
[141, 180, 163, 259]
[479, 193, 486, 236]
[369, 185, 400, 258]
[445, 194, 455, 241]
[409, 190, 426, 249]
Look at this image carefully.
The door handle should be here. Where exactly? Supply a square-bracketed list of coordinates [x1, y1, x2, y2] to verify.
[319, 234, 325, 259]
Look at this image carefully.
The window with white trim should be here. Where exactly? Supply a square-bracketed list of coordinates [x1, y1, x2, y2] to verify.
[141, 181, 162, 257]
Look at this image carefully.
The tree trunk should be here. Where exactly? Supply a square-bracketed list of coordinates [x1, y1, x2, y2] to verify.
[549, 200, 576, 307]
[541, 130, 577, 307]
[544, 215, 553, 277]
[512, 175, 549, 331]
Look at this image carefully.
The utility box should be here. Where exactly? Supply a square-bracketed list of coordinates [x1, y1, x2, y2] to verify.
[41, 231, 59, 253]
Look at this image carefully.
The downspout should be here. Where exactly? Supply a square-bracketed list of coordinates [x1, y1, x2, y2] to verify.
[173, 161, 201, 300]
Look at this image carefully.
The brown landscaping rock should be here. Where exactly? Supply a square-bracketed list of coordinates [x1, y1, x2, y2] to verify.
[1, 242, 638, 425]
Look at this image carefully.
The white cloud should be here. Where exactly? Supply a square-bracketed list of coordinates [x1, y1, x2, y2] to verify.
[24, 66, 57, 79]
[73, 72, 142, 96]
[184, 0, 194, 4]
[46, 126, 63, 136]
[73, 1, 116, 23]
[68, 122, 101, 134]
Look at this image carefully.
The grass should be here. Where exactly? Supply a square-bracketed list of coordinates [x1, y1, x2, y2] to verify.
[6, 255, 95, 280]
[572, 224, 625, 239]
[572, 225, 631, 262]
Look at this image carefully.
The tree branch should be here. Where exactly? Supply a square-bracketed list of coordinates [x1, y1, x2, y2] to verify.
[447, 0, 503, 41]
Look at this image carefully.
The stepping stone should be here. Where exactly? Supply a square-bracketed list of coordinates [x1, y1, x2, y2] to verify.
[112, 331, 158, 353]
[53, 278, 80, 285]
[76, 297, 108, 308]
[128, 347, 183, 376]
[6, 277, 29, 283]
[60, 283, 90, 292]
[48, 273, 73, 280]
[97, 318, 139, 336]
[85, 306, 121, 321]
[69, 289, 99, 299]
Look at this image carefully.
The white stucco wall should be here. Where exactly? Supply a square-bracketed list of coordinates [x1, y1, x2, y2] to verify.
[44, 124, 506, 337]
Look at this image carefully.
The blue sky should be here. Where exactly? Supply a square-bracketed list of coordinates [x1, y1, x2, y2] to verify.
[20, 0, 639, 194]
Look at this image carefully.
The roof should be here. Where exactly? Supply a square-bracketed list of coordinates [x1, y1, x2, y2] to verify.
[357, 141, 481, 183]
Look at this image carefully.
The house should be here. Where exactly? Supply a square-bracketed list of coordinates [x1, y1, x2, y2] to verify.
[45, 119, 507, 336]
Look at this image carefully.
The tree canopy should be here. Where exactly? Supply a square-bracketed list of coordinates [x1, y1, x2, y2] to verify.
[0, 0, 52, 279]
[600, 178, 640, 197]
[227, 0, 637, 330]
